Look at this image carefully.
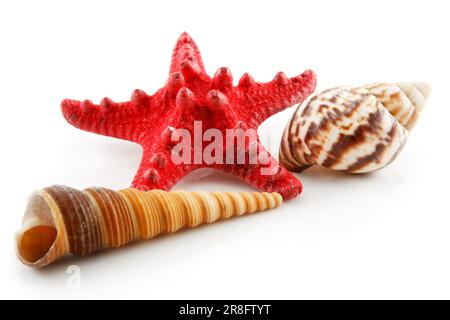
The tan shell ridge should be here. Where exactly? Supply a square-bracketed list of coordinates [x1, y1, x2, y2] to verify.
[16, 186, 283, 268]
[280, 82, 431, 173]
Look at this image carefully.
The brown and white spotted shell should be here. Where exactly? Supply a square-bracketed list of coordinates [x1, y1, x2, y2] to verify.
[16, 186, 282, 268]
[280, 82, 431, 173]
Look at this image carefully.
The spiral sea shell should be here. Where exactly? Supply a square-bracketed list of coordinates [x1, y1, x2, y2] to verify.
[16, 186, 282, 268]
[280, 82, 431, 173]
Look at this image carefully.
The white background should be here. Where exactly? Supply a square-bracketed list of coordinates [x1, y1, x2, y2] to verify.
[1, 0, 449, 299]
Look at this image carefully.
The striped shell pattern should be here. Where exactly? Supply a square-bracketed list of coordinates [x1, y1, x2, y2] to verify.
[280, 82, 431, 173]
[16, 186, 282, 268]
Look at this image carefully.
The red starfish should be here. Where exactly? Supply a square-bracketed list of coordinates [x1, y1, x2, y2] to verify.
[61, 33, 316, 199]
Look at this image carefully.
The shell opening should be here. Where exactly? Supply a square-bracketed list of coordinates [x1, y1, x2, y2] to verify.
[16, 193, 58, 264]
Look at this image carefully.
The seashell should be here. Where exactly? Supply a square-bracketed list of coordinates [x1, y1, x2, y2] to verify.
[16, 186, 282, 268]
[280, 82, 431, 173]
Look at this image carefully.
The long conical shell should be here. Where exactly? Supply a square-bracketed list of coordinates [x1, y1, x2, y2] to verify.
[280, 82, 430, 173]
[16, 186, 282, 268]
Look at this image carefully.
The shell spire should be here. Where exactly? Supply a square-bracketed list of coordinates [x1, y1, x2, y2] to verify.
[16, 186, 283, 268]
[365, 82, 431, 130]
[280, 82, 431, 173]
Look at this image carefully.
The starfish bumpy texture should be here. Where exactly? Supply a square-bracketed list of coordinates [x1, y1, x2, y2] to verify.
[61, 33, 316, 199]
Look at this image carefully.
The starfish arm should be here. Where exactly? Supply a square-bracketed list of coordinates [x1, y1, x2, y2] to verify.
[61, 90, 151, 142]
[219, 143, 302, 200]
[235, 69, 316, 125]
[131, 145, 191, 191]
[169, 32, 206, 78]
